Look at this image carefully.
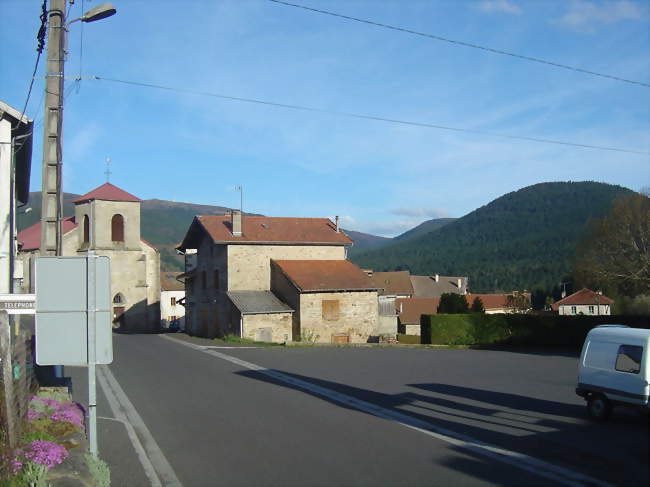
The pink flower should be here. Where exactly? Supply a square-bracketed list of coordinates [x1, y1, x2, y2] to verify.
[27, 409, 44, 421]
[10, 456, 23, 474]
[50, 406, 84, 429]
[24, 440, 69, 469]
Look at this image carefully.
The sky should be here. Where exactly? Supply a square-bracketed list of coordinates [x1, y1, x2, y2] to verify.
[2, 0, 649, 237]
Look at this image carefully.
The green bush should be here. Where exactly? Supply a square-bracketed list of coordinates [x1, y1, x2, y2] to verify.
[397, 334, 421, 344]
[420, 314, 650, 348]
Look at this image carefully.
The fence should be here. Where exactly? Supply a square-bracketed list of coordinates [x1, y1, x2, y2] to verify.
[1, 312, 36, 456]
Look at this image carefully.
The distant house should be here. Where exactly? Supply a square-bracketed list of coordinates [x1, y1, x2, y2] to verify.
[466, 292, 531, 314]
[17, 183, 161, 332]
[552, 288, 613, 316]
[160, 272, 185, 330]
[366, 270, 414, 337]
[396, 298, 439, 335]
[410, 274, 468, 298]
[176, 211, 379, 342]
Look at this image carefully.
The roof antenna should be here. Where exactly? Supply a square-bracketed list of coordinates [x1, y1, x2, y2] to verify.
[105, 157, 112, 183]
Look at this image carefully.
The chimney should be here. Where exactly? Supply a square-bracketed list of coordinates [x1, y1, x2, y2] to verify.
[335, 216, 340, 233]
[231, 210, 242, 237]
[435, 274, 439, 282]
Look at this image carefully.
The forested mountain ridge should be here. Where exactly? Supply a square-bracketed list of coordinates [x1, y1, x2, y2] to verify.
[350, 182, 633, 293]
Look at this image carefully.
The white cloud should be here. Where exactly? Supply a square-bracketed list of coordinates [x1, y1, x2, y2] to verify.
[556, 0, 645, 32]
[476, 0, 522, 15]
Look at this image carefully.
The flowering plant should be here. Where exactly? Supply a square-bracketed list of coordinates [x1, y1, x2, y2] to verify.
[23, 440, 69, 469]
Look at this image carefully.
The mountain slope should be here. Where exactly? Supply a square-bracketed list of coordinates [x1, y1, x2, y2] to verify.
[393, 218, 456, 242]
[350, 182, 633, 293]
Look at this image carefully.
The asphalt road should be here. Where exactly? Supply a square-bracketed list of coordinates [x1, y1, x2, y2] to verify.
[68, 334, 649, 487]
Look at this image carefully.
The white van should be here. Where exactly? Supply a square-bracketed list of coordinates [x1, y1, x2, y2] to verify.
[576, 325, 650, 421]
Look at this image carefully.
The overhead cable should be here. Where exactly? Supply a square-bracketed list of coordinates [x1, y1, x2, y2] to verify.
[266, 0, 649, 88]
[93, 76, 649, 155]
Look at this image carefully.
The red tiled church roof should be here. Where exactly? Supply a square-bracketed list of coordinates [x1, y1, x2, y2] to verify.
[273, 260, 378, 292]
[73, 182, 141, 203]
[17, 216, 77, 251]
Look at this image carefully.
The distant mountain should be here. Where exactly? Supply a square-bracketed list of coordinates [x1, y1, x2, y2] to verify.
[393, 218, 456, 242]
[344, 229, 392, 255]
[350, 182, 633, 293]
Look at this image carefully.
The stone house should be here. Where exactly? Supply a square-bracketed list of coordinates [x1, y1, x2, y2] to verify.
[160, 271, 185, 330]
[177, 211, 379, 342]
[552, 288, 613, 316]
[17, 183, 160, 331]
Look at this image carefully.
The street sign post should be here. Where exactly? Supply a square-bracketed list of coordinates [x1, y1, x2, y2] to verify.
[35, 252, 112, 456]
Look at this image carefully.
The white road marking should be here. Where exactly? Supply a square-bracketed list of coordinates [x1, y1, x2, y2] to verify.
[97, 364, 183, 487]
[162, 335, 614, 487]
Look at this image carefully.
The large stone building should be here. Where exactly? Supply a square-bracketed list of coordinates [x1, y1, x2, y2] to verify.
[17, 183, 160, 331]
[177, 211, 380, 342]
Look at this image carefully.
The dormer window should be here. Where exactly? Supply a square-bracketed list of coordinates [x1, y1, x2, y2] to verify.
[112, 214, 124, 242]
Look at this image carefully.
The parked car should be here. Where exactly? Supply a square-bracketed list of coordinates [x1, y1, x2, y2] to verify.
[576, 325, 650, 421]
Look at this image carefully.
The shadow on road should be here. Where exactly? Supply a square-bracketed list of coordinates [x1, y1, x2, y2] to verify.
[235, 368, 649, 486]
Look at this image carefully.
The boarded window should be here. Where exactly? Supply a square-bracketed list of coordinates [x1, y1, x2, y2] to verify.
[111, 214, 124, 242]
[322, 300, 340, 321]
[83, 215, 90, 243]
[214, 269, 219, 289]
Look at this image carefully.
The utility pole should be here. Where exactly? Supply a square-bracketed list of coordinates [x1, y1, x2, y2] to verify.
[40, 0, 66, 257]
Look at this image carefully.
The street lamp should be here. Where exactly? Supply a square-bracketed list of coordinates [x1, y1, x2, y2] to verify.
[40, 1, 117, 257]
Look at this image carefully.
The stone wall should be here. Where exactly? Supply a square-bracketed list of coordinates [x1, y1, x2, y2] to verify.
[299, 291, 378, 343]
[242, 312, 293, 343]
[74, 200, 141, 250]
[228, 244, 345, 291]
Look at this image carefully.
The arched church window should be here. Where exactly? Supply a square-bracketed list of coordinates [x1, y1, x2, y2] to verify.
[113, 293, 125, 305]
[83, 215, 90, 243]
[111, 214, 124, 242]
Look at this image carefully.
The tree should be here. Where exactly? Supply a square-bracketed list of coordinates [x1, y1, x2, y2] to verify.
[437, 293, 469, 314]
[470, 296, 485, 313]
[574, 193, 650, 297]
[505, 291, 530, 313]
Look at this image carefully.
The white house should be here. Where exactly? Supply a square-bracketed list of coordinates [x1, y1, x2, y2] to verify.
[161, 271, 185, 329]
[552, 288, 614, 316]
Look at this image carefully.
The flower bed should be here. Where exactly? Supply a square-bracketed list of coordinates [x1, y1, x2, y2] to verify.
[4, 391, 85, 486]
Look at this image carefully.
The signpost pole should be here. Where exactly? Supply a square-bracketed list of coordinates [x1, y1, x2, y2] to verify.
[87, 252, 98, 457]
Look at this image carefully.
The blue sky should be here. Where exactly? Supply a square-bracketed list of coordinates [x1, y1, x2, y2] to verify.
[2, 0, 649, 236]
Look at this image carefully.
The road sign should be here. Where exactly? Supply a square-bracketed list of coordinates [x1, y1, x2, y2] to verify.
[35, 255, 112, 365]
[0, 294, 35, 314]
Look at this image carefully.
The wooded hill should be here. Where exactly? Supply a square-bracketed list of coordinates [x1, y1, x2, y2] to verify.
[350, 182, 633, 293]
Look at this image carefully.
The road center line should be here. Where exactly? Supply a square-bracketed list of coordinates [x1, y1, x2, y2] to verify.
[162, 335, 613, 487]
[97, 364, 183, 487]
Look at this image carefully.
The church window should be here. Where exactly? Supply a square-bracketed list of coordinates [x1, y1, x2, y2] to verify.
[112, 214, 125, 242]
[83, 215, 90, 243]
[113, 293, 125, 305]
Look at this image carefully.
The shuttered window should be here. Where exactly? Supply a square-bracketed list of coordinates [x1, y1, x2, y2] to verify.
[322, 300, 340, 321]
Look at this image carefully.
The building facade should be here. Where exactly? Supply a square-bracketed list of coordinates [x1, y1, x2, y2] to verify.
[160, 272, 185, 330]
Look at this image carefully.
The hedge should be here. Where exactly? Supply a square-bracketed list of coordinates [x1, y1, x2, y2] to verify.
[420, 314, 650, 348]
[397, 334, 421, 344]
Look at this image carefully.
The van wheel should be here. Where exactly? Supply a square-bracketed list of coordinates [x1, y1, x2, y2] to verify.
[587, 394, 611, 421]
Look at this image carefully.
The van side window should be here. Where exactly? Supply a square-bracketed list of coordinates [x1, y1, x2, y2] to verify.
[615, 345, 643, 374]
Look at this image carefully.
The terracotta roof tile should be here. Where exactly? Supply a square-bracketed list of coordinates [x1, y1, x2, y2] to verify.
[73, 182, 141, 203]
[17, 216, 77, 251]
[466, 293, 531, 310]
[273, 260, 378, 292]
[191, 215, 353, 245]
[368, 271, 414, 296]
[396, 298, 440, 325]
[552, 288, 613, 310]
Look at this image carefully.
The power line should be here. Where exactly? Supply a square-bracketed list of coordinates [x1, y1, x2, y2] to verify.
[93, 76, 649, 155]
[266, 0, 650, 88]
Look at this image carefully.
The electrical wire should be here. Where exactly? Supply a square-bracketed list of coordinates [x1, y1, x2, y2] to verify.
[266, 0, 650, 88]
[93, 76, 649, 155]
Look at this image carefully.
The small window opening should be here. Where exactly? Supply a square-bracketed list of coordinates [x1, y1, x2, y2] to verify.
[111, 214, 124, 242]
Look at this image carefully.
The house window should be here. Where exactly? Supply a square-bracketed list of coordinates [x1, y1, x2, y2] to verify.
[571, 306, 577, 315]
[322, 300, 340, 321]
[214, 269, 219, 289]
[170, 315, 177, 321]
[615, 345, 643, 374]
[171, 297, 176, 306]
[83, 215, 90, 243]
[111, 214, 124, 242]
[589, 305, 595, 314]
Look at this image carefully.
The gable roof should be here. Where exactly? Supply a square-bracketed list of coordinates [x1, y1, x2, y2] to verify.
[410, 275, 468, 298]
[161, 272, 184, 291]
[368, 271, 414, 296]
[273, 260, 378, 292]
[73, 182, 141, 204]
[552, 288, 614, 310]
[178, 215, 353, 249]
[396, 297, 440, 325]
[17, 216, 77, 251]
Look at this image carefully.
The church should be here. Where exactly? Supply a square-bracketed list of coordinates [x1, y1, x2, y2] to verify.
[17, 183, 161, 332]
